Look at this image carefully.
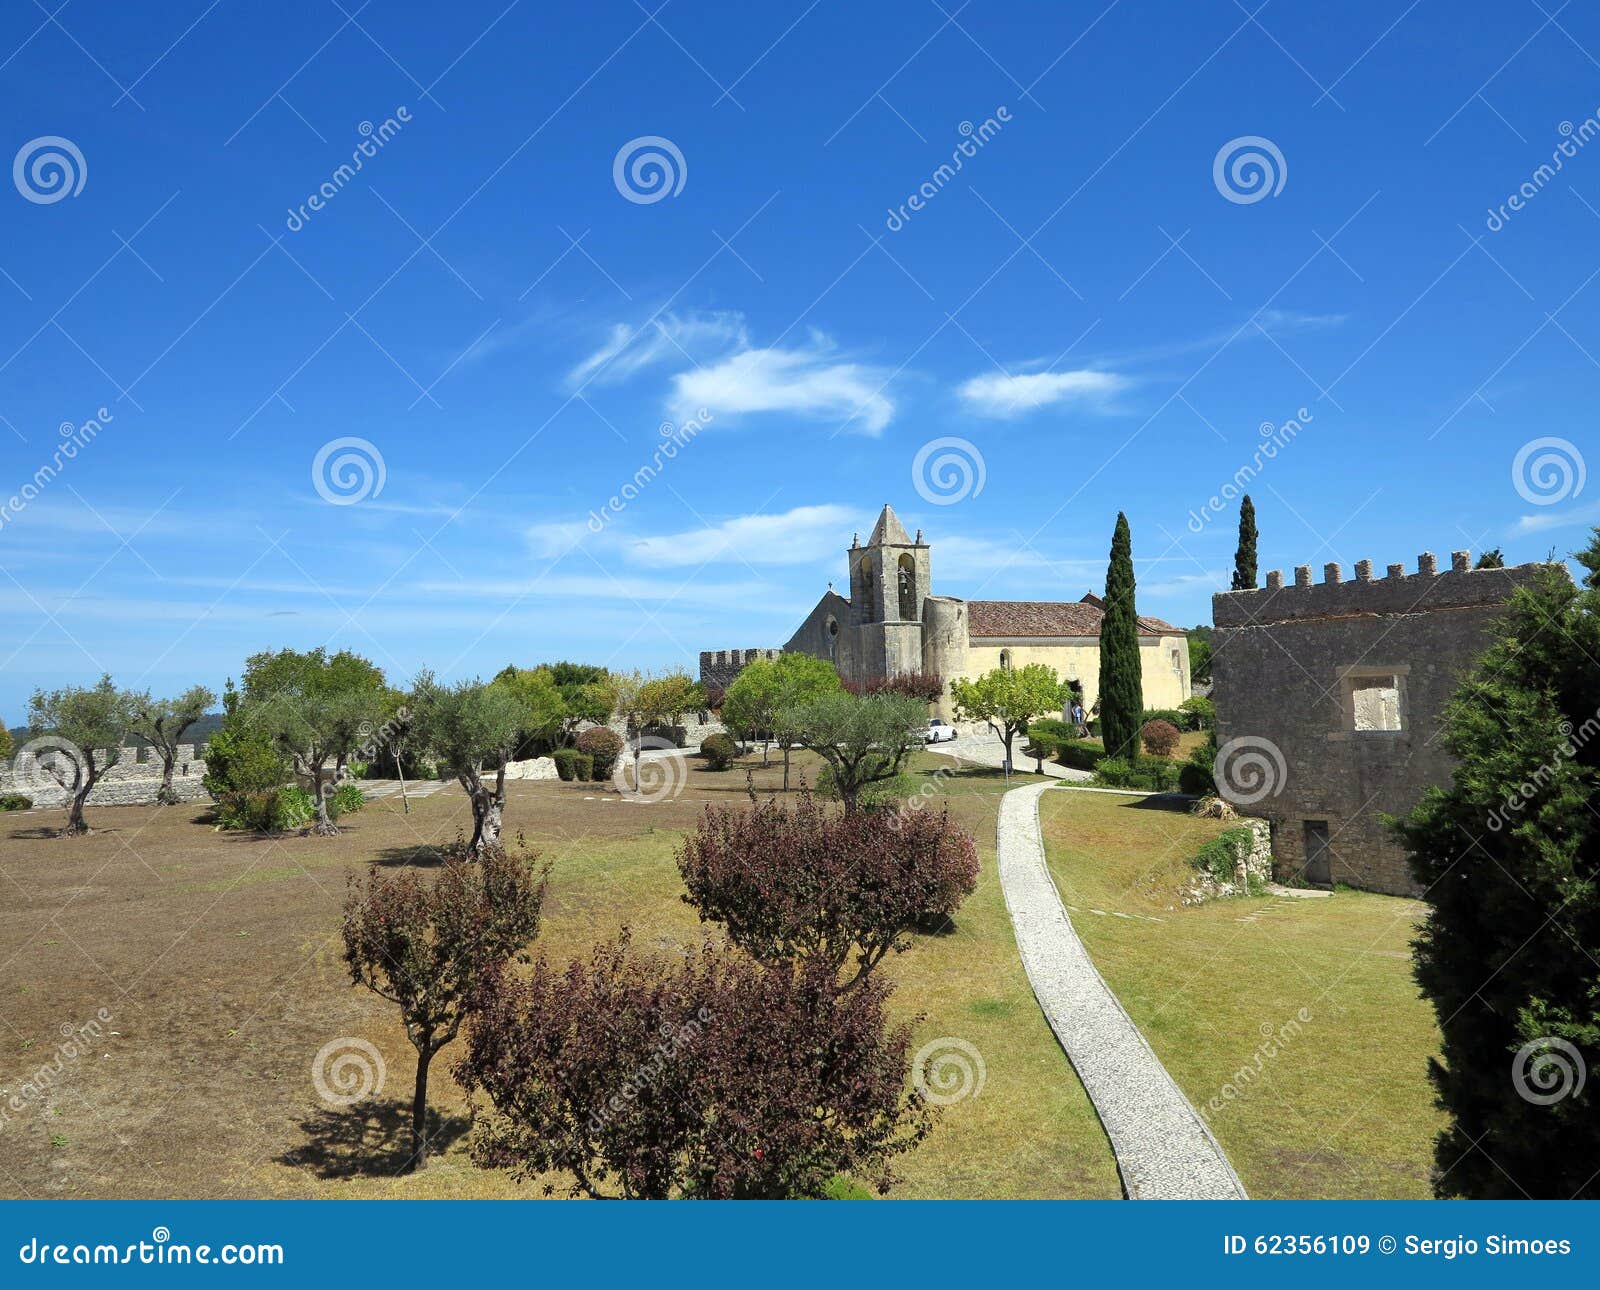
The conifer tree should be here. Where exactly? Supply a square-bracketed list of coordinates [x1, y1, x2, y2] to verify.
[1231, 494, 1258, 591]
[1097, 512, 1144, 761]
[1394, 532, 1600, 1197]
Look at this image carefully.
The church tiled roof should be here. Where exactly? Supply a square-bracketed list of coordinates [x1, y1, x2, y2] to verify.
[966, 599, 1184, 638]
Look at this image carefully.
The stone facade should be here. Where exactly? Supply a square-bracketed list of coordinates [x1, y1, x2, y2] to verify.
[697, 648, 782, 692]
[779, 504, 1191, 718]
[2, 743, 209, 808]
[1211, 550, 1554, 896]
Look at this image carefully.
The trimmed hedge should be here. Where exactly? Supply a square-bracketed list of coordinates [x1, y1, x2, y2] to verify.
[1141, 719, 1181, 758]
[576, 726, 624, 778]
[1093, 757, 1183, 792]
[552, 748, 583, 781]
[700, 732, 738, 770]
[1, 792, 33, 811]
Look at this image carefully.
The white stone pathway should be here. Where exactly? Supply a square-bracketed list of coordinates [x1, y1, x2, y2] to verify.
[997, 780, 1248, 1200]
[361, 779, 448, 801]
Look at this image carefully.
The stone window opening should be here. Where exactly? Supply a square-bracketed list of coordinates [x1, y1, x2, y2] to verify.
[999, 649, 1012, 671]
[1343, 668, 1405, 732]
[897, 553, 917, 620]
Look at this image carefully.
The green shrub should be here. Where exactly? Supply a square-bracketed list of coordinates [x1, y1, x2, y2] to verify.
[700, 732, 738, 770]
[202, 725, 287, 800]
[1056, 739, 1107, 772]
[1178, 732, 1218, 796]
[329, 781, 366, 817]
[576, 726, 624, 778]
[1192, 826, 1266, 895]
[217, 785, 316, 833]
[816, 763, 917, 809]
[1141, 719, 1181, 758]
[552, 748, 582, 781]
[0, 792, 33, 811]
[573, 753, 595, 781]
[1093, 757, 1182, 792]
[1178, 696, 1215, 730]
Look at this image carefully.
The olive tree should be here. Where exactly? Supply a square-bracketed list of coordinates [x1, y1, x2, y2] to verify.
[791, 690, 924, 812]
[129, 684, 216, 804]
[238, 648, 388, 835]
[413, 672, 560, 856]
[26, 675, 138, 835]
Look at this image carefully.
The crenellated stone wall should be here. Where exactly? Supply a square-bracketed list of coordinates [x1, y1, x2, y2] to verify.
[1, 743, 209, 808]
[1212, 550, 1556, 895]
[697, 647, 782, 691]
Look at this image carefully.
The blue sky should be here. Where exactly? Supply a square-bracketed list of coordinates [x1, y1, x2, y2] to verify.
[2, 0, 1597, 716]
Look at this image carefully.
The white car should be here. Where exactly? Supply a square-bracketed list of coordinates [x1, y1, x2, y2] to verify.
[924, 718, 958, 743]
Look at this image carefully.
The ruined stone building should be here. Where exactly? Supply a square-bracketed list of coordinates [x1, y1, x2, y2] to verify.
[1211, 550, 1552, 896]
[701, 504, 1192, 718]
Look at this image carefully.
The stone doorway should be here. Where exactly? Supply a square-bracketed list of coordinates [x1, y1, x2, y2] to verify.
[1303, 820, 1333, 887]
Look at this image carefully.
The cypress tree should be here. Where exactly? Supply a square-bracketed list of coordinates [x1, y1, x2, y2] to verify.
[1232, 495, 1258, 590]
[1393, 532, 1600, 1197]
[1097, 512, 1144, 762]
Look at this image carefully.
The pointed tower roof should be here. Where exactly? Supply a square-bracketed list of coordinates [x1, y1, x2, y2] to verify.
[867, 503, 912, 546]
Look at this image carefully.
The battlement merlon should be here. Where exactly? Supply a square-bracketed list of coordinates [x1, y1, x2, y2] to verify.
[1212, 553, 1559, 629]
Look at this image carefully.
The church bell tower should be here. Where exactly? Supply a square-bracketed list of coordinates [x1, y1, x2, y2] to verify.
[848, 504, 930, 626]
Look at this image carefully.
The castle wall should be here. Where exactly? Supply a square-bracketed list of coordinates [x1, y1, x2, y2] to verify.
[922, 597, 969, 718]
[1212, 551, 1549, 896]
[697, 647, 782, 692]
[2, 743, 209, 808]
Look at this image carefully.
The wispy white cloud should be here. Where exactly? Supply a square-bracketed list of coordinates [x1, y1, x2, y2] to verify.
[957, 368, 1128, 418]
[670, 341, 894, 434]
[626, 504, 863, 567]
[569, 310, 748, 386]
[1513, 499, 1600, 534]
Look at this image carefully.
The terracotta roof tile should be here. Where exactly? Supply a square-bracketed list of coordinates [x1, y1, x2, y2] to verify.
[966, 599, 1183, 638]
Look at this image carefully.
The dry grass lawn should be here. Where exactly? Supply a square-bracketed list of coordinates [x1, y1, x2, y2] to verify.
[0, 751, 1121, 1200]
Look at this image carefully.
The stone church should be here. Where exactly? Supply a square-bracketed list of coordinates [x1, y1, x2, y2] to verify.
[773, 504, 1192, 718]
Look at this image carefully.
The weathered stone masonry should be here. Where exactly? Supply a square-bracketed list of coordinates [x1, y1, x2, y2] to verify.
[1212, 550, 1552, 896]
[697, 648, 781, 692]
[2, 744, 209, 808]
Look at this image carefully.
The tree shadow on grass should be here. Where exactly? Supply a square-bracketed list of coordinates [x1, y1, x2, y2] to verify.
[277, 1100, 471, 1179]
[370, 841, 452, 868]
